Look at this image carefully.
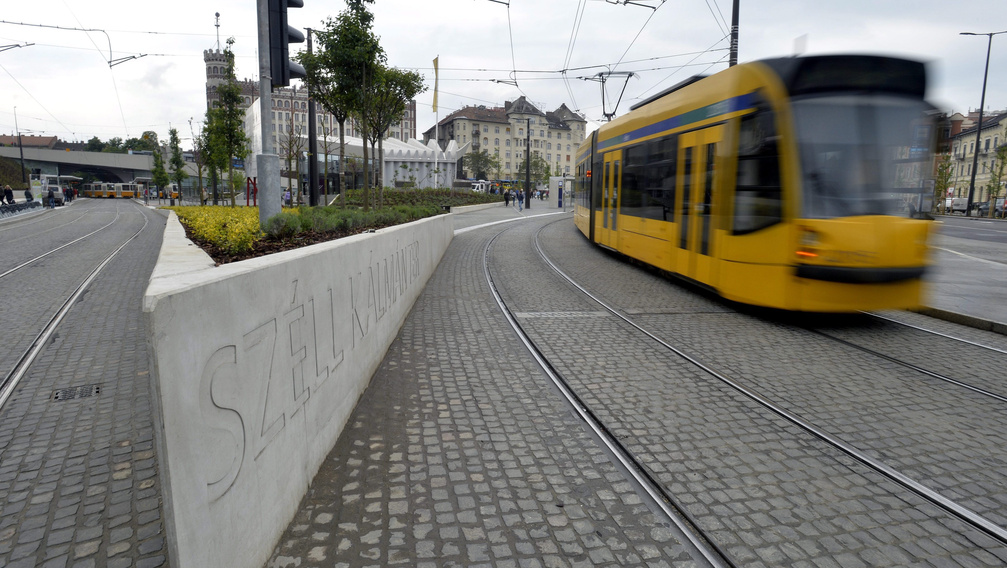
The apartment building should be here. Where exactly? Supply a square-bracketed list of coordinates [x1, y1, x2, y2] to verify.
[948, 111, 1007, 203]
[423, 96, 587, 181]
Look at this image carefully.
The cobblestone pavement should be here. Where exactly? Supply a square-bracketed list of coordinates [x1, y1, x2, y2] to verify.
[267, 209, 703, 568]
[0, 200, 169, 568]
[269, 208, 1007, 567]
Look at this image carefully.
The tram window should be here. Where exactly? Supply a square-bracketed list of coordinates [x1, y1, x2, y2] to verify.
[620, 135, 678, 221]
[733, 108, 782, 235]
[620, 145, 644, 215]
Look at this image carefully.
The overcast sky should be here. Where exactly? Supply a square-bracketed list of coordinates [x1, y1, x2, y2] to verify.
[1, 0, 1005, 149]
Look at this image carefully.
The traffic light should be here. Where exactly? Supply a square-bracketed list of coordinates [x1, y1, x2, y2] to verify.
[268, 0, 307, 88]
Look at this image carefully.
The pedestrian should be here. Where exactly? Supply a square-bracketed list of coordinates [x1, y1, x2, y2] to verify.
[284, 190, 291, 206]
[504, 190, 510, 207]
[517, 189, 523, 212]
[47, 187, 55, 209]
[3, 185, 13, 204]
[24, 188, 32, 202]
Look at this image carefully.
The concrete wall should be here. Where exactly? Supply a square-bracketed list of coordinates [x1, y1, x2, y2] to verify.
[143, 212, 453, 568]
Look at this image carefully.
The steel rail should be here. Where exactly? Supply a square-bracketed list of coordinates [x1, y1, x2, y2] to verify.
[481, 224, 736, 568]
[532, 220, 1007, 546]
[0, 205, 149, 410]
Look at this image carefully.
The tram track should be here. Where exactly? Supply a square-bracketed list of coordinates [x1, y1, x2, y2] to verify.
[486, 214, 1007, 565]
[0, 202, 149, 410]
[482, 223, 737, 568]
[0, 207, 122, 281]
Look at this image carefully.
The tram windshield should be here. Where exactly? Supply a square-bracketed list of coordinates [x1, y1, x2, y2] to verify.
[792, 95, 934, 219]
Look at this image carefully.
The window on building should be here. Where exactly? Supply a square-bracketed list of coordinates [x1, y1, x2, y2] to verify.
[483, 126, 488, 133]
[495, 126, 500, 134]
[540, 130, 544, 137]
[986, 138, 991, 151]
[495, 138, 499, 146]
[506, 139, 511, 147]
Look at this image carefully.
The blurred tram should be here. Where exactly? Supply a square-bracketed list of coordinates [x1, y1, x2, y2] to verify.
[574, 55, 937, 312]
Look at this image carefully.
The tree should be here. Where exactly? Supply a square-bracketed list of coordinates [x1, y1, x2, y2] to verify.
[103, 137, 124, 153]
[319, 121, 339, 205]
[364, 65, 426, 206]
[168, 127, 187, 202]
[464, 150, 501, 181]
[516, 152, 552, 189]
[299, 1, 382, 209]
[85, 136, 106, 153]
[205, 37, 250, 207]
[191, 120, 208, 204]
[278, 89, 306, 204]
[934, 153, 953, 214]
[151, 141, 170, 197]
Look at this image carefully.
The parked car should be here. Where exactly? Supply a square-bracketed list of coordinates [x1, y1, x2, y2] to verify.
[975, 197, 1006, 217]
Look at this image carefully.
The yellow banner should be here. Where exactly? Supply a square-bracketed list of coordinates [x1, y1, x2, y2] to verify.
[432, 56, 439, 113]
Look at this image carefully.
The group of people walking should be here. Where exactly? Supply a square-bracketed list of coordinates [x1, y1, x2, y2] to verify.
[503, 188, 548, 212]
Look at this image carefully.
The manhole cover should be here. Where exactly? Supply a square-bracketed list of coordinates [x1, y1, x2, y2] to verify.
[52, 384, 101, 401]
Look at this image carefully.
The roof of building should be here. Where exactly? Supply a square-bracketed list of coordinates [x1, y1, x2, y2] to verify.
[426, 98, 585, 138]
[953, 112, 1007, 139]
[0, 135, 58, 148]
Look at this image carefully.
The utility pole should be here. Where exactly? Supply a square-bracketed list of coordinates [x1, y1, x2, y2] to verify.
[525, 118, 531, 210]
[729, 0, 739, 66]
[14, 107, 27, 190]
[961, 30, 1006, 217]
[307, 28, 318, 206]
[256, 0, 281, 226]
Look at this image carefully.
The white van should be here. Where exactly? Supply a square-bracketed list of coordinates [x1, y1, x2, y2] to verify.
[946, 197, 968, 214]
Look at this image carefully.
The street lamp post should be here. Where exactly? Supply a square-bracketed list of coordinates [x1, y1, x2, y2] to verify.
[961, 30, 1006, 217]
[525, 118, 531, 210]
[14, 107, 27, 190]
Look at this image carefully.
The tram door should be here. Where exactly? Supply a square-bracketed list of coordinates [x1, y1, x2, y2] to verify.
[599, 150, 622, 249]
[677, 126, 724, 284]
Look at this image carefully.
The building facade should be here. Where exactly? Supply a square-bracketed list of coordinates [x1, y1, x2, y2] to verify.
[423, 96, 587, 181]
[204, 48, 416, 157]
[948, 111, 1007, 204]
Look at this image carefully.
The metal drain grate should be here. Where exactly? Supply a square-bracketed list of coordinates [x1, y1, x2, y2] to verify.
[52, 384, 101, 402]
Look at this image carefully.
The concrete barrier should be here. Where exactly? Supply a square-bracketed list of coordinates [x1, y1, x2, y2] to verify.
[143, 212, 453, 568]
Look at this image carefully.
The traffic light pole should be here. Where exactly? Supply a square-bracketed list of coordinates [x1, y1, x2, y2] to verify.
[257, 0, 281, 227]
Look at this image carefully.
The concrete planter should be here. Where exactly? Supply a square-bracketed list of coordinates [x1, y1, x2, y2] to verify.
[143, 212, 452, 568]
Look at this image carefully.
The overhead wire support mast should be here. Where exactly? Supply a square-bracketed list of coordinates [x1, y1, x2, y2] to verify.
[588, 71, 632, 120]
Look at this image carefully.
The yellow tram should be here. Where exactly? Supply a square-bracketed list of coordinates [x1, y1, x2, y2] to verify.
[574, 55, 937, 312]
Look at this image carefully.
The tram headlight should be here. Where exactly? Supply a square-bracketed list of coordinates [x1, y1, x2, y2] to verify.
[796, 227, 820, 259]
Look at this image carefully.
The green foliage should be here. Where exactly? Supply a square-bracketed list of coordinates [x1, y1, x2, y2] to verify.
[168, 206, 263, 254]
[84, 136, 105, 152]
[205, 37, 250, 207]
[344, 187, 501, 208]
[464, 150, 501, 180]
[935, 153, 953, 213]
[299, 3, 384, 210]
[169, 128, 187, 192]
[516, 152, 552, 187]
[152, 145, 170, 190]
[0, 156, 28, 189]
[262, 204, 442, 240]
